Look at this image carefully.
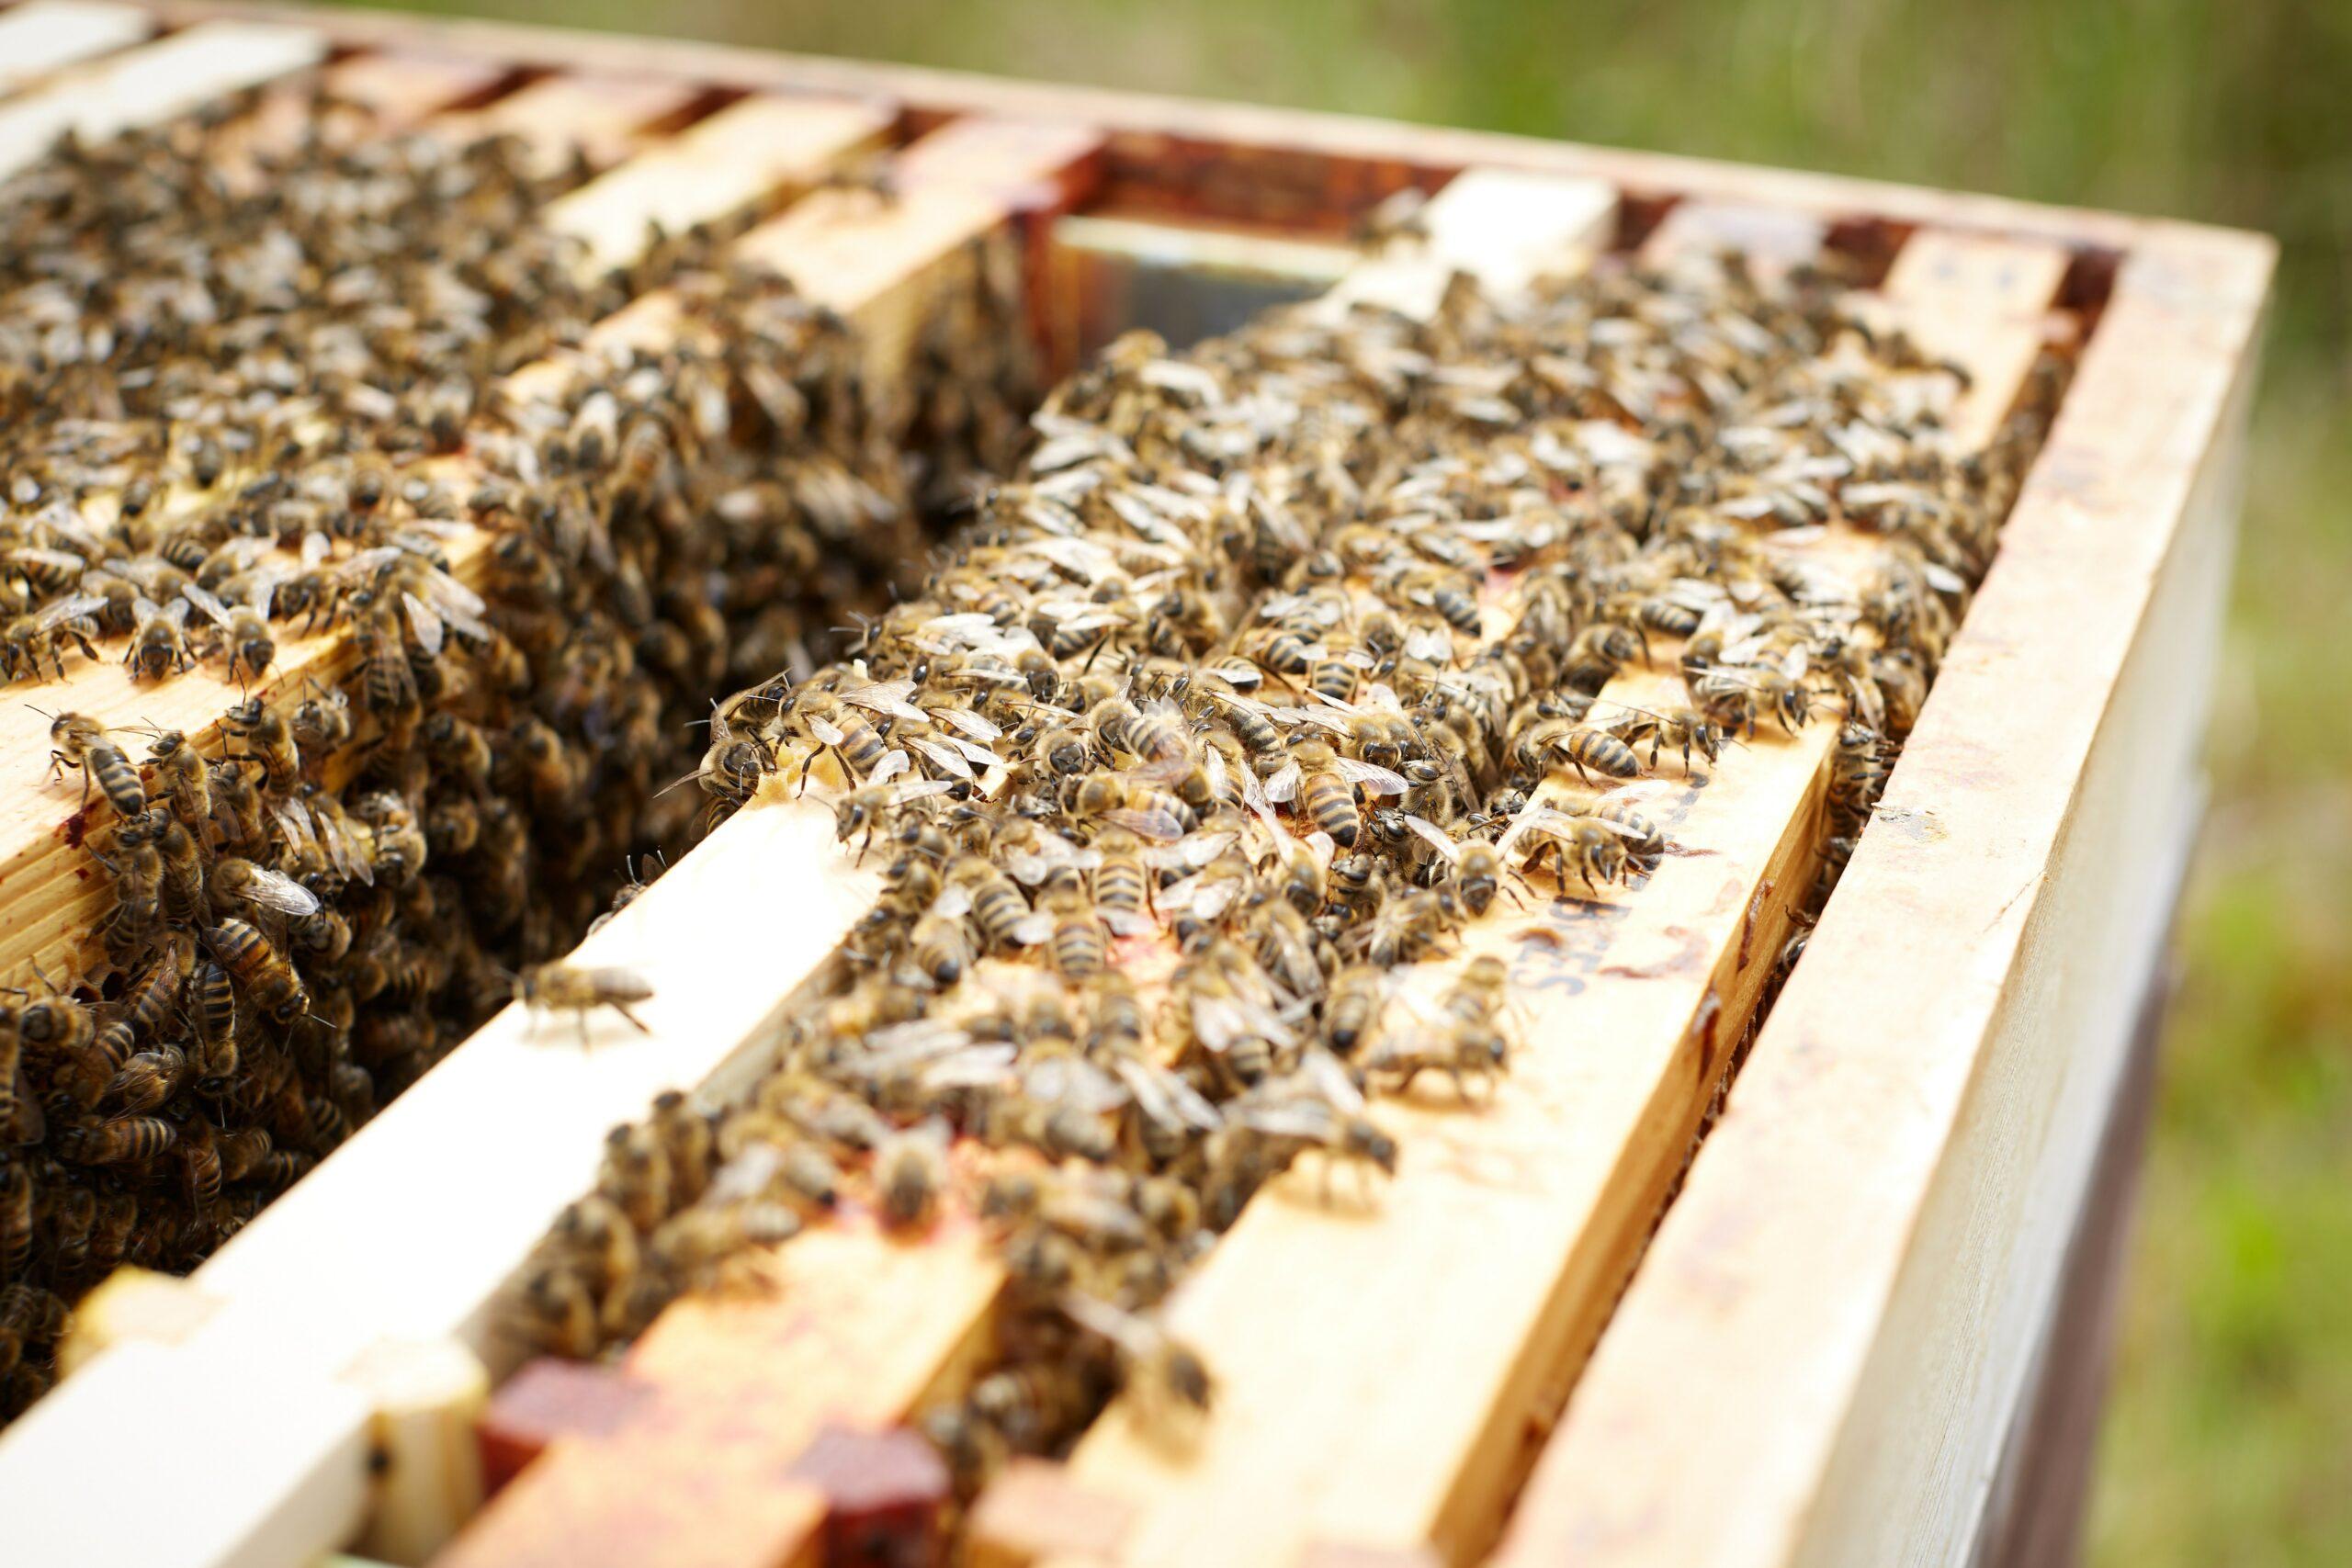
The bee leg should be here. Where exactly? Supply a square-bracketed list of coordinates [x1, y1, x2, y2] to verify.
[610, 1002, 651, 1034]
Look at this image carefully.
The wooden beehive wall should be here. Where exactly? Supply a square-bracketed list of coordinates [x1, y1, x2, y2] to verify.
[0, 6, 2272, 1568]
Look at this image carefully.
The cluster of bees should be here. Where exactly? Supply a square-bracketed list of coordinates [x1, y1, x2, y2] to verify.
[0, 102, 1023, 1418]
[514, 243, 2057, 1495]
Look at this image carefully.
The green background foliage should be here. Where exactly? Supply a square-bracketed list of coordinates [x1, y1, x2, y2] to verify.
[352, 0, 2352, 1556]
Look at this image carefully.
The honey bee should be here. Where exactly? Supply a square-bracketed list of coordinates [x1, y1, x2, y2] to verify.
[1604, 702, 1725, 773]
[104, 1043, 188, 1114]
[209, 856, 322, 922]
[1403, 817, 1516, 917]
[55, 1115, 175, 1166]
[183, 583, 274, 681]
[875, 1120, 951, 1230]
[220, 698, 299, 797]
[1563, 623, 1645, 693]
[44, 713, 145, 819]
[144, 729, 211, 829]
[1264, 739, 1407, 849]
[944, 856, 1036, 953]
[1360, 886, 1456, 966]
[4, 593, 104, 680]
[209, 760, 268, 855]
[89, 816, 164, 944]
[0, 1164, 34, 1280]
[1514, 716, 1641, 784]
[1323, 964, 1386, 1056]
[1058, 1291, 1214, 1439]
[121, 595, 195, 680]
[1499, 806, 1643, 893]
[513, 964, 654, 1043]
[1040, 886, 1108, 979]
[206, 919, 307, 1023]
[910, 912, 974, 987]
[510, 1265, 601, 1359]
[1365, 959, 1511, 1101]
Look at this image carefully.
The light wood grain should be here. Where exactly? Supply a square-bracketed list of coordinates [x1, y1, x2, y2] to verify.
[0, 17, 325, 179]
[0, 113, 1102, 1568]
[541, 93, 892, 280]
[1641, 199, 1826, 284]
[1488, 230, 2271, 1568]
[437, 72, 702, 173]
[438, 1219, 1001, 1568]
[0, 0, 152, 96]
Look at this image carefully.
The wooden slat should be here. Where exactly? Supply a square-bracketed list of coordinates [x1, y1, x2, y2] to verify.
[438, 72, 702, 173]
[0, 94, 895, 995]
[1491, 232, 2140, 1568]
[961, 186, 1833, 1568]
[1642, 199, 1826, 283]
[443, 166, 1610, 1568]
[0, 18, 326, 180]
[437, 1222, 1001, 1568]
[0, 116, 1104, 1568]
[1878, 232, 2072, 453]
[315, 50, 509, 126]
[541, 92, 894, 280]
[0, 0, 152, 96]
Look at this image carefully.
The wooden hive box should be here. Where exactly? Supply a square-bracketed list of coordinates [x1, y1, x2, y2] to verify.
[0, 5, 2271, 1567]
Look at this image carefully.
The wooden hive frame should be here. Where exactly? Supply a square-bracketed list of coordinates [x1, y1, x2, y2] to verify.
[0, 6, 2271, 1568]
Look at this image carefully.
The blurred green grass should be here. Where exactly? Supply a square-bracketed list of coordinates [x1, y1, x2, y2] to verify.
[359, 0, 2350, 1556]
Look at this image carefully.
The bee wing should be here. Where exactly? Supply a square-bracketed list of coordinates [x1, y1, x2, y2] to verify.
[269, 796, 319, 861]
[401, 591, 445, 657]
[806, 714, 847, 747]
[1056, 1290, 1153, 1357]
[863, 1018, 977, 1064]
[930, 706, 1003, 742]
[1333, 758, 1409, 795]
[237, 864, 321, 918]
[921, 1043, 1020, 1090]
[886, 776, 957, 807]
[410, 569, 491, 641]
[1101, 908, 1157, 938]
[905, 736, 977, 782]
[1007, 912, 1055, 946]
[1494, 804, 1573, 860]
[947, 736, 1003, 769]
[1111, 1055, 1222, 1134]
[576, 966, 655, 1001]
[6, 547, 88, 572]
[300, 530, 333, 567]
[1228, 1098, 1337, 1141]
[927, 886, 972, 921]
[840, 680, 929, 723]
[866, 748, 911, 787]
[1026, 1055, 1126, 1114]
[1261, 761, 1302, 804]
[38, 592, 107, 629]
[1780, 646, 1810, 682]
[1402, 814, 1460, 861]
[1099, 807, 1181, 843]
[1296, 1045, 1368, 1114]
[1575, 813, 1649, 839]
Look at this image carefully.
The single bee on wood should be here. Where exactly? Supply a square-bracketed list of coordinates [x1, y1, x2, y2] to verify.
[512, 964, 655, 1044]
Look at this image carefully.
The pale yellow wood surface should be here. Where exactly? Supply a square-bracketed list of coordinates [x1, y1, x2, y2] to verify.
[441, 1221, 1003, 1568]
[1489, 232, 2233, 1568]
[0, 18, 325, 179]
[0, 113, 1101, 1568]
[0, 0, 152, 96]
[1641, 199, 1826, 282]
[438, 72, 701, 172]
[1879, 231, 2071, 453]
[540, 93, 891, 279]
[1312, 166, 1615, 321]
[348, 1338, 491, 1565]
